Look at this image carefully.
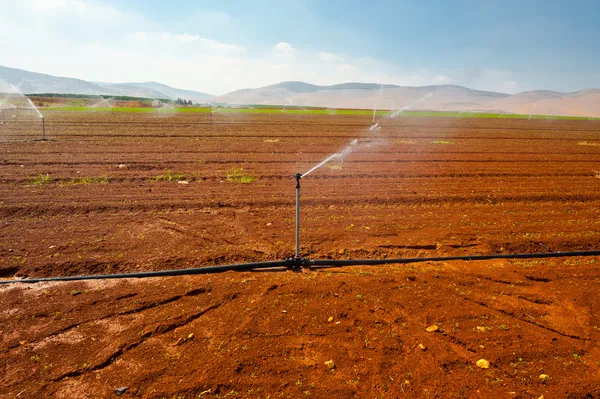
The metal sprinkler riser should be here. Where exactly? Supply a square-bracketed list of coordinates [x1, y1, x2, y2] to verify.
[41, 116, 46, 141]
[295, 173, 302, 260]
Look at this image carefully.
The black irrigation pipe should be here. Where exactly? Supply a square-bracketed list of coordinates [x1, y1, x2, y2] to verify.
[0, 260, 289, 285]
[308, 250, 600, 267]
[1, 250, 600, 285]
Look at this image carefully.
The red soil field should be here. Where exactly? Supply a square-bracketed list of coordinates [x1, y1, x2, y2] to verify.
[1, 112, 600, 398]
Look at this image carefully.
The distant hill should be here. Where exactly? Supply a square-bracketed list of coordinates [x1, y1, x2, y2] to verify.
[97, 83, 168, 99]
[213, 81, 599, 117]
[0, 65, 109, 95]
[0, 65, 213, 102]
[0, 65, 598, 117]
[214, 82, 511, 112]
[100, 81, 212, 103]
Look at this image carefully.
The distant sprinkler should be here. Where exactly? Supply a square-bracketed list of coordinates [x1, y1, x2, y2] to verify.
[41, 116, 47, 141]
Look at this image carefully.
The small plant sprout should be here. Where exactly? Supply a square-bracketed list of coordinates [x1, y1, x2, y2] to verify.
[151, 170, 187, 182]
[30, 173, 52, 185]
[226, 167, 256, 184]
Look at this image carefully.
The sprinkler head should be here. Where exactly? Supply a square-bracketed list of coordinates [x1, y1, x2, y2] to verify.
[295, 173, 302, 187]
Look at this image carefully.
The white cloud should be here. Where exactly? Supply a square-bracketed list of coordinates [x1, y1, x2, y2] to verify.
[174, 33, 200, 43]
[134, 31, 245, 53]
[0, 0, 525, 96]
[273, 42, 296, 54]
[30, 0, 78, 11]
[318, 52, 343, 62]
[31, 0, 66, 10]
[131, 32, 148, 41]
[337, 63, 358, 73]
[29, 0, 119, 19]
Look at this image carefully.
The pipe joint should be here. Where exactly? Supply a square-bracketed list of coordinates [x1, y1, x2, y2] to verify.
[285, 256, 310, 271]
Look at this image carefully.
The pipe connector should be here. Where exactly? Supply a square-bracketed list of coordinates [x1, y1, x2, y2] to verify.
[285, 256, 310, 271]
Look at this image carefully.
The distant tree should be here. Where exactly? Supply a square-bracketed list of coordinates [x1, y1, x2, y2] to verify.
[188, 100, 193, 105]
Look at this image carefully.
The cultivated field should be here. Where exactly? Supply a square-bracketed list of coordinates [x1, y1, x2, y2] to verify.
[1, 112, 600, 398]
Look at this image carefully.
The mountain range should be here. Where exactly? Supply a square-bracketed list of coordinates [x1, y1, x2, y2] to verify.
[0, 65, 212, 102]
[1, 65, 599, 117]
[212, 82, 600, 117]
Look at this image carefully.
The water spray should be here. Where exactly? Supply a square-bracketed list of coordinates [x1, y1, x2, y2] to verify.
[371, 84, 384, 129]
[369, 123, 380, 132]
[386, 92, 433, 119]
[24, 97, 46, 140]
[302, 139, 359, 178]
[526, 103, 537, 131]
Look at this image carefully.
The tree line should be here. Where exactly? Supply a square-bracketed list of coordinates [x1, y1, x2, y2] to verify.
[175, 98, 194, 105]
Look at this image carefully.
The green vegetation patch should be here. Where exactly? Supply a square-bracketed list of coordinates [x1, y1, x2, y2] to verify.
[29, 173, 53, 185]
[63, 176, 109, 185]
[42, 104, 600, 120]
[578, 141, 600, 146]
[226, 167, 256, 184]
[151, 170, 187, 182]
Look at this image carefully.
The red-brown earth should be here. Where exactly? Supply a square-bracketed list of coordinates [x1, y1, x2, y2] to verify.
[1, 112, 600, 398]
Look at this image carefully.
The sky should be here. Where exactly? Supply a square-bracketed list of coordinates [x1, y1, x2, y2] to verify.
[0, 0, 599, 96]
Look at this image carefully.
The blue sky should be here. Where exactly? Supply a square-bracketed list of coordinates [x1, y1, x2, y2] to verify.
[1, 0, 599, 95]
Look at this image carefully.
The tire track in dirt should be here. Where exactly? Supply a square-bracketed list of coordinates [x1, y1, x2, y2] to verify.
[0, 288, 209, 354]
[47, 300, 227, 382]
[462, 297, 593, 342]
[42, 292, 239, 385]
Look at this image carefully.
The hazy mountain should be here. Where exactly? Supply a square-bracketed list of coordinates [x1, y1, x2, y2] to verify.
[108, 82, 212, 102]
[214, 82, 510, 111]
[0, 65, 109, 95]
[214, 81, 599, 117]
[0, 65, 213, 101]
[101, 84, 174, 100]
[262, 81, 401, 92]
[1, 65, 598, 116]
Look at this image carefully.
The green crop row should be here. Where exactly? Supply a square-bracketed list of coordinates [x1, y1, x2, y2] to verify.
[41, 106, 599, 120]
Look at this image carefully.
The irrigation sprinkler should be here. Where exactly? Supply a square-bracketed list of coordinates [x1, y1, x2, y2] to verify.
[295, 173, 302, 259]
[41, 116, 46, 141]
